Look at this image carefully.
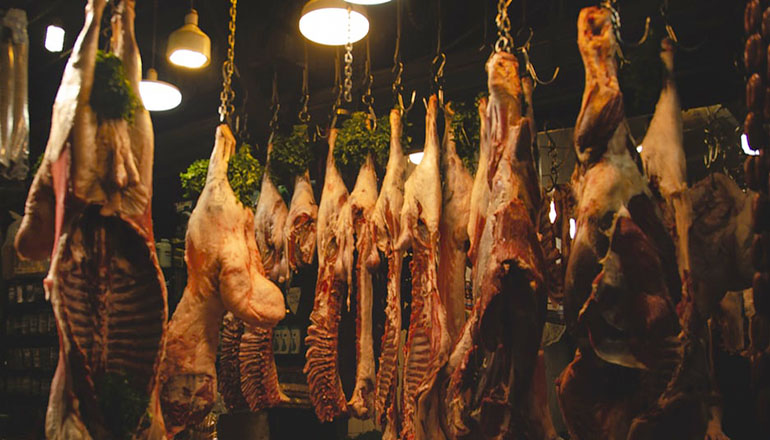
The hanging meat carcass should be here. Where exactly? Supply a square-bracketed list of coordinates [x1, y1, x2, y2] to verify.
[557, 7, 709, 439]
[347, 152, 379, 419]
[396, 94, 450, 440]
[304, 128, 355, 422]
[14, 1, 166, 438]
[371, 108, 408, 438]
[285, 170, 318, 271]
[438, 102, 473, 342]
[255, 142, 289, 284]
[444, 51, 548, 439]
[159, 125, 285, 436]
[467, 96, 490, 274]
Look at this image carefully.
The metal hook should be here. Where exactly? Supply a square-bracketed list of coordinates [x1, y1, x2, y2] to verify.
[601, 1, 650, 49]
[515, 29, 559, 86]
[659, 4, 706, 52]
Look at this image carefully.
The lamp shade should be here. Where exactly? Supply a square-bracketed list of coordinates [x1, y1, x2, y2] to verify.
[166, 9, 211, 69]
[345, 0, 391, 4]
[140, 68, 182, 111]
[299, 0, 369, 46]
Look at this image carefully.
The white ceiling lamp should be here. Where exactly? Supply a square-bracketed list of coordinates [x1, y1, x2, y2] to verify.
[45, 25, 65, 52]
[409, 151, 424, 165]
[299, 0, 369, 46]
[167, 8, 211, 69]
[140, 68, 182, 111]
[741, 133, 760, 156]
[345, 0, 391, 4]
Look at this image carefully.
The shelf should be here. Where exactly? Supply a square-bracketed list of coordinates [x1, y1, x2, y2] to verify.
[1, 334, 57, 347]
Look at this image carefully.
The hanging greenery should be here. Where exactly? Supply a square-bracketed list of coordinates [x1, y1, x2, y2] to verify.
[179, 144, 264, 208]
[335, 112, 391, 179]
[449, 95, 485, 174]
[90, 50, 140, 122]
[270, 124, 313, 188]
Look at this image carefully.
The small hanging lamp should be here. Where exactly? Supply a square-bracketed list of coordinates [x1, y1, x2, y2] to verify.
[140, 0, 182, 111]
[166, 8, 211, 68]
[299, 0, 369, 46]
[345, 0, 391, 4]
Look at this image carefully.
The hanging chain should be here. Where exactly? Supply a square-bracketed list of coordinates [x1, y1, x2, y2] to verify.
[298, 42, 311, 123]
[343, 6, 354, 103]
[218, 0, 238, 123]
[269, 70, 280, 136]
[362, 36, 376, 129]
[432, 0, 446, 103]
[495, 0, 514, 53]
[542, 123, 563, 192]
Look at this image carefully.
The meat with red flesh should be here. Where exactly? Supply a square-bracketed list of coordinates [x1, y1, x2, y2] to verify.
[438, 102, 473, 342]
[285, 170, 318, 271]
[347, 153, 379, 419]
[370, 108, 407, 438]
[14, 2, 167, 438]
[444, 51, 547, 439]
[396, 94, 451, 440]
[255, 141, 289, 285]
[467, 96, 491, 273]
[159, 125, 285, 436]
[219, 313, 249, 411]
[239, 325, 289, 411]
[304, 128, 354, 422]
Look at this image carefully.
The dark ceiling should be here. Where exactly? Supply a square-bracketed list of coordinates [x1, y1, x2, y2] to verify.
[4, 0, 746, 237]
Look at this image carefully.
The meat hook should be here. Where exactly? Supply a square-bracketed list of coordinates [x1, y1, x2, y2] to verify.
[392, 62, 416, 115]
[600, 0, 651, 65]
[659, 2, 706, 53]
[515, 28, 560, 86]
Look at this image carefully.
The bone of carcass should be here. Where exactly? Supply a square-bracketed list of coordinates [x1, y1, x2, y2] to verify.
[444, 51, 548, 439]
[239, 325, 289, 411]
[371, 109, 407, 438]
[438, 102, 473, 343]
[347, 153, 379, 419]
[557, 7, 707, 440]
[220, 313, 249, 410]
[304, 128, 354, 422]
[466, 96, 490, 273]
[285, 171, 318, 271]
[255, 143, 289, 284]
[159, 125, 285, 436]
[396, 95, 450, 440]
[13, 2, 166, 438]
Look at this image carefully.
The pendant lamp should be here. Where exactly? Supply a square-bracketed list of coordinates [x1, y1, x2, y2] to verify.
[140, 68, 182, 111]
[345, 0, 391, 4]
[300, 0, 369, 46]
[167, 9, 211, 68]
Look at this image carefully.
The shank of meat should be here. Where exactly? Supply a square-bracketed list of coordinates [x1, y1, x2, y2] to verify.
[15, 2, 168, 438]
[159, 125, 285, 436]
[371, 108, 407, 438]
[303, 128, 354, 422]
[438, 102, 473, 342]
[255, 143, 289, 284]
[285, 170, 318, 271]
[466, 96, 491, 272]
[347, 153, 379, 419]
[444, 51, 547, 439]
[396, 95, 451, 440]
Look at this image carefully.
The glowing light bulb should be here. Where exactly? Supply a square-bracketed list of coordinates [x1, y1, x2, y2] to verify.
[139, 68, 182, 111]
[569, 218, 576, 240]
[636, 145, 643, 153]
[742, 133, 759, 156]
[45, 25, 65, 52]
[409, 152, 424, 165]
[300, 0, 369, 46]
[548, 200, 557, 224]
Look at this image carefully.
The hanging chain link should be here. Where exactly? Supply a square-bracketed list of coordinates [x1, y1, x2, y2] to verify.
[362, 37, 376, 129]
[298, 43, 311, 123]
[344, 8, 354, 104]
[495, 0, 514, 53]
[218, 0, 238, 123]
[269, 70, 280, 136]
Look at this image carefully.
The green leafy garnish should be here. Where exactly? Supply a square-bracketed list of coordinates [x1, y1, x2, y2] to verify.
[90, 50, 140, 122]
[95, 371, 150, 440]
[270, 124, 314, 187]
[180, 144, 264, 208]
[335, 112, 391, 179]
[449, 96, 485, 174]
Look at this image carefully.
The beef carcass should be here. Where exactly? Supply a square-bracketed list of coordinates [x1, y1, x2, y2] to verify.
[396, 94, 451, 440]
[159, 125, 285, 436]
[303, 128, 355, 421]
[371, 108, 408, 438]
[438, 102, 473, 342]
[347, 153, 379, 419]
[285, 170, 318, 271]
[14, 2, 167, 438]
[466, 96, 490, 272]
[444, 51, 547, 439]
[255, 142, 289, 284]
[557, 7, 707, 440]
[219, 313, 249, 411]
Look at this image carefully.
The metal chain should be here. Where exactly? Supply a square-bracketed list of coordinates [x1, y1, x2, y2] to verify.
[298, 42, 311, 123]
[495, 0, 514, 53]
[218, 0, 238, 123]
[344, 8, 354, 104]
[362, 36, 376, 128]
[269, 70, 280, 135]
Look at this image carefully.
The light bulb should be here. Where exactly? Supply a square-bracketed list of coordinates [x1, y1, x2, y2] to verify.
[636, 145, 643, 153]
[139, 68, 182, 111]
[167, 9, 211, 69]
[569, 218, 576, 240]
[742, 133, 759, 156]
[409, 152, 424, 165]
[45, 25, 65, 52]
[548, 200, 557, 224]
[345, 0, 391, 4]
[299, 0, 369, 46]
